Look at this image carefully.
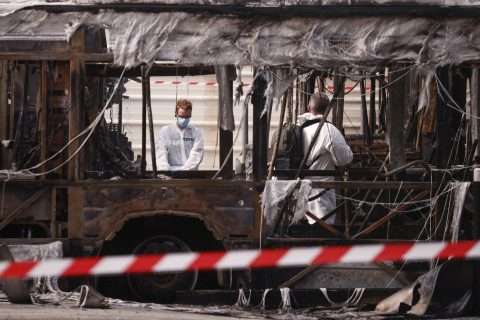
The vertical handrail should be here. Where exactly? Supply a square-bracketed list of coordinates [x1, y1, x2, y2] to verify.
[146, 75, 157, 176]
[267, 91, 288, 180]
[140, 65, 147, 176]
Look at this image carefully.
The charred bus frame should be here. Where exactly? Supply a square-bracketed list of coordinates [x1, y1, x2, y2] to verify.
[0, 1, 478, 302]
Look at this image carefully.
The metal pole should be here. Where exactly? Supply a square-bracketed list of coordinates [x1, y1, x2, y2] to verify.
[472, 67, 480, 161]
[215, 66, 234, 178]
[242, 86, 248, 166]
[146, 75, 157, 176]
[333, 72, 345, 130]
[474, 168, 480, 315]
[360, 78, 373, 162]
[369, 77, 376, 139]
[267, 91, 287, 180]
[140, 65, 147, 176]
[118, 81, 123, 137]
[251, 71, 267, 181]
[474, 168, 480, 239]
[12, 63, 28, 168]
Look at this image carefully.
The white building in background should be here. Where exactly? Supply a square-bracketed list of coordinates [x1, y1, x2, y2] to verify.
[112, 70, 366, 170]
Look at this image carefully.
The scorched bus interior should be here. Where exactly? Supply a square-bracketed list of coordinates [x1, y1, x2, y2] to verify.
[0, 3, 478, 302]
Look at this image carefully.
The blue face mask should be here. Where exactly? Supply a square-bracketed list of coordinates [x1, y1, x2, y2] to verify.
[177, 117, 190, 128]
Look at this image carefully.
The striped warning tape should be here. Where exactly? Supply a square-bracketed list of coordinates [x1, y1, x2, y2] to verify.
[153, 81, 369, 92]
[154, 81, 224, 87]
[1, 240, 479, 279]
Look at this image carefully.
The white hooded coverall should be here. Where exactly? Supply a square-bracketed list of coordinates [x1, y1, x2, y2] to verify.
[298, 113, 353, 224]
[155, 122, 204, 171]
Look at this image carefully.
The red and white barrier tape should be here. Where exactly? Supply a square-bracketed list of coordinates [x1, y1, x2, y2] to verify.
[154, 81, 226, 87]
[1, 241, 479, 279]
[153, 81, 368, 92]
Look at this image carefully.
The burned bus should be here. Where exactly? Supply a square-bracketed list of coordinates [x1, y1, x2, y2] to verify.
[0, 0, 478, 304]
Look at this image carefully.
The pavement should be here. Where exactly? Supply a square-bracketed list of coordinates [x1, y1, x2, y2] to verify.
[0, 302, 263, 320]
[0, 290, 270, 320]
[2, 292, 480, 320]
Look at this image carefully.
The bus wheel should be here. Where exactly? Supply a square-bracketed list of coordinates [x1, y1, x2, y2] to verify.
[127, 235, 198, 302]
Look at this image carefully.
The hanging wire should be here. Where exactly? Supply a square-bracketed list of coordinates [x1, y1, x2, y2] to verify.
[343, 109, 362, 137]
[268, 67, 392, 165]
[212, 91, 251, 179]
[270, 65, 414, 104]
[383, 180, 465, 288]
[383, 73, 467, 286]
[435, 72, 480, 120]
[296, 63, 415, 79]
[335, 168, 462, 209]
[211, 70, 263, 180]
[323, 80, 360, 95]
[338, 68, 466, 228]
[22, 67, 127, 176]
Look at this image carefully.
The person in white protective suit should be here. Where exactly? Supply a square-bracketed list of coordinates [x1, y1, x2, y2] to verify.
[155, 99, 204, 170]
[298, 92, 353, 224]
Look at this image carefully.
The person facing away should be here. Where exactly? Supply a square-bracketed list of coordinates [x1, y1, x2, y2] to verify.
[297, 92, 353, 224]
[155, 99, 204, 171]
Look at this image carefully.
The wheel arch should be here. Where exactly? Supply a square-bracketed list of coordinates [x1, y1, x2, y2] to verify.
[102, 211, 225, 253]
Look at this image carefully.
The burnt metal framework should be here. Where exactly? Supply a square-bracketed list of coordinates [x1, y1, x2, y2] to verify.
[14, 2, 480, 17]
[0, 2, 478, 300]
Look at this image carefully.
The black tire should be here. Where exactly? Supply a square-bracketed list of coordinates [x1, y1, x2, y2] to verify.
[127, 235, 198, 302]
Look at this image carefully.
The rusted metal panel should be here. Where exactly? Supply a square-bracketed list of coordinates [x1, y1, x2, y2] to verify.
[86, 64, 215, 77]
[0, 189, 49, 232]
[10, 64, 25, 160]
[68, 186, 84, 238]
[291, 264, 407, 289]
[82, 183, 261, 241]
[69, 28, 85, 180]
[50, 188, 57, 238]
[55, 178, 436, 190]
[0, 187, 51, 222]
[0, 42, 70, 60]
